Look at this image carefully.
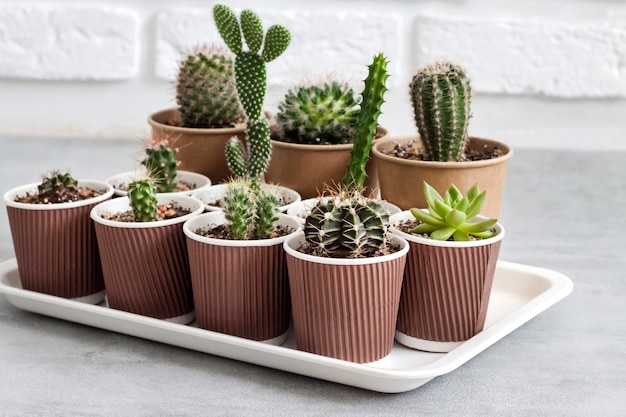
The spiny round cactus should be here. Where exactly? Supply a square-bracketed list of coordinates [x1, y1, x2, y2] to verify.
[213, 4, 291, 181]
[222, 178, 280, 240]
[128, 176, 158, 222]
[304, 190, 389, 258]
[38, 171, 77, 195]
[276, 80, 360, 144]
[176, 45, 242, 128]
[410, 61, 471, 162]
[410, 182, 497, 241]
[141, 133, 179, 193]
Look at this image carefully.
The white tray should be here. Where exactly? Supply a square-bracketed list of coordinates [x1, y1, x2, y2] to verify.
[0, 258, 572, 393]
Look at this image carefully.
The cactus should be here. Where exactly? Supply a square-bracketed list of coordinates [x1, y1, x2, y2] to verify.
[141, 134, 179, 193]
[38, 171, 77, 195]
[303, 54, 391, 258]
[304, 189, 389, 258]
[222, 178, 280, 240]
[176, 45, 242, 128]
[276, 80, 360, 144]
[342, 53, 389, 190]
[410, 182, 497, 241]
[213, 4, 291, 181]
[410, 61, 471, 162]
[128, 176, 158, 222]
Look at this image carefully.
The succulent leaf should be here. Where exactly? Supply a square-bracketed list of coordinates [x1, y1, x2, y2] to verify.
[225, 137, 248, 178]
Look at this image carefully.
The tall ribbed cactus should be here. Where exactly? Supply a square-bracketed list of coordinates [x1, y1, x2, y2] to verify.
[213, 4, 291, 181]
[128, 176, 158, 222]
[176, 45, 242, 128]
[342, 53, 389, 190]
[410, 61, 471, 162]
[304, 54, 391, 258]
[141, 134, 179, 193]
[276, 80, 360, 144]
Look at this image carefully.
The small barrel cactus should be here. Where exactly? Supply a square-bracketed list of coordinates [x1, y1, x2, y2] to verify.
[410, 182, 497, 241]
[128, 176, 158, 222]
[410, 61, 471, 162]
[304, 190, 389, 258]
[213, 4, 291, 181]
[38, 171, 77, 195]
[276, 80, 360, 144]
[222, 178, 281, 240]
[176, 45, 242, 128]
[141, 133, 179, 193]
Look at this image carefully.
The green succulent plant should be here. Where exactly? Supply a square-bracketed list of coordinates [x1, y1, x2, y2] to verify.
[213, 4, 291, 181]
[276, 80, 360, 144]
[410, 61, 471, 162]
[176, 45, 242, 128]
[410, 182, 497, 241]
[222, 178, 281, 240]
[141, 134, 179, 193]
[128, 176, 158, 222]
[303, 54, 390, 258]
[38, 171, 77, 195]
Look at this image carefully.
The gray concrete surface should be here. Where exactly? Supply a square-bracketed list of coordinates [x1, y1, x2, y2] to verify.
[0, 138, 624, 416]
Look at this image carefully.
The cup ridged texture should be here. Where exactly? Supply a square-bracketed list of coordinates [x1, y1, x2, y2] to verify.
[287, 256, 406, 363]
[396, 241, 502, 342]
[7, 202, 105, 299]
[187, 240, 290, 341]
[94, 223, 193, 320]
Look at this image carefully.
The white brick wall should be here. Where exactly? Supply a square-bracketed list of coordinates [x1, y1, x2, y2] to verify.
[0, 0, 625, 149]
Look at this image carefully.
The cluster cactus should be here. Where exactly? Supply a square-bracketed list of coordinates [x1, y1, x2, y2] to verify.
[275, 80, 360, 144]
[213, 4, 291, 181]
[176, 45, 242, 128]
[37, 171, 77, 195]
[222, 178, 281, 240]
[127, 175, 158, 222]
[410, 61, 471, 162]
[141, 133, 179, 193]
[303, 54, 390, 258]
[410, 182, 497, 241]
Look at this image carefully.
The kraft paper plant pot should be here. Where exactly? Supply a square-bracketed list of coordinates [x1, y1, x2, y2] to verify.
[192, 183, 301, 213]
[264, 127, 388, 199]
[284, 232, 409, 363]
[371, 135, 513, 218]
[106, 170, 211, 197]
[390, 210, 505, 353]
[148, 108, 245, 184]
[183, 212, 301, 344]
[91, 194, 203, 324]
[4, 180, 114, 303]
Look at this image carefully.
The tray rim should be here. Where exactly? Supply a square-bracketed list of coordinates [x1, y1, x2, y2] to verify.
[0, 258, 573, 392]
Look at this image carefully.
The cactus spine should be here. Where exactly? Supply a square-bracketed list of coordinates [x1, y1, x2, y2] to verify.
[176, 45, 242, 128]
[410, 61, 471, 162]
[304, 54, 391, 258]
[222, 178, 280, 240]
[276, 80, 360, 144]
[128, 177, 158, 222]
[141, 135, 179, 193]
[213, 4, 291, 181]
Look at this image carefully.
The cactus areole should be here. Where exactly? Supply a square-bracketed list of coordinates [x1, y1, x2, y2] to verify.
[213, 4, 291, 181]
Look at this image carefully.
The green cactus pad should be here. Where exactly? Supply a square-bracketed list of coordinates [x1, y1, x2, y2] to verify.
[225, 137, 248, 178]
[261, 25, 291, 63]
[213, 4, 242, 54]
[234, 52, 266, 122]
[240, 10, 264, 54]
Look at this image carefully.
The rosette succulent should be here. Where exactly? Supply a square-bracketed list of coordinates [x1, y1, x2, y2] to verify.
[410, 182, 497, 241]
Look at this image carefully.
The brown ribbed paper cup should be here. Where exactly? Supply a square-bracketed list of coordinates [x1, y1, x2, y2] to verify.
[184, 212, 301, 344]
[91, 195, 203, 323]
[284, 233, 409, 363]
[390, 211, 504, 352]
[4, 180, 114, 303]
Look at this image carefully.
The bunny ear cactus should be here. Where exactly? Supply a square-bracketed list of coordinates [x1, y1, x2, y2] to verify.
[141, 133, 179, 193]
[176, 45, 242, 128]
[410, 182, 497, 241]
[213, 4, 291, 181]
[303, 54, 391, 258]
[410, 61, 471, 162]
[276, 80, 360, 144]
[128, 176, 158, 222]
